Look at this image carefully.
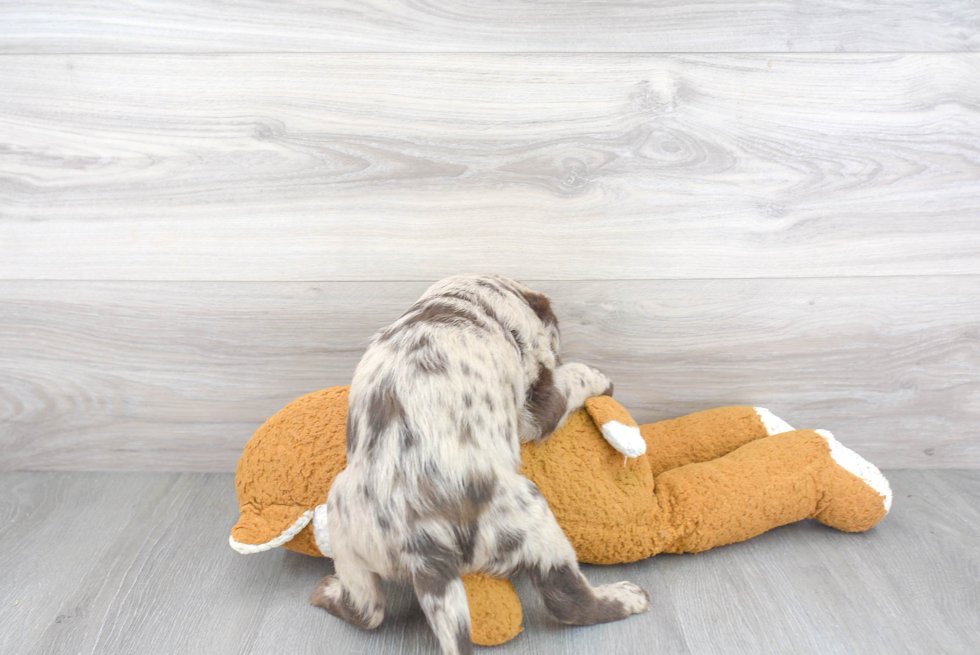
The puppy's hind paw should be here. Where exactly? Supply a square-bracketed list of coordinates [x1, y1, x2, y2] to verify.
[597, 581, 650, 615]
[309, 574, 344, 609]
[310, 574, 384, 630]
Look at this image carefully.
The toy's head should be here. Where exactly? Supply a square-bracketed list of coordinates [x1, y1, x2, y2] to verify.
[230, 386, 349, 557]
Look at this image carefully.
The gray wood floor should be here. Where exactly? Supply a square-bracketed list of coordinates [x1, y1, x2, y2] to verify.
[1, 470, 977, 655]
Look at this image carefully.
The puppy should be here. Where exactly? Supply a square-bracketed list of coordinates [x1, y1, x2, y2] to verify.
[311, 274, 649, 655]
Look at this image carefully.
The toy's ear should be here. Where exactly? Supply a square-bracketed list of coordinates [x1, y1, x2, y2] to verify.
[229, 504, 314, 555]
[585, 396, 647, 458]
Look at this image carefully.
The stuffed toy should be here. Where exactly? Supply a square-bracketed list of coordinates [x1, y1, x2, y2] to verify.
[230, 386, 891, 646]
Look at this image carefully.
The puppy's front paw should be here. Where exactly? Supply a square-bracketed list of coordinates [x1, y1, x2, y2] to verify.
[561, 362, 613, 397]
[592, 367, 614, 398]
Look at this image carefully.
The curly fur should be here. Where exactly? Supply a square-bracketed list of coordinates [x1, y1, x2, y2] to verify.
[310, 275, 649, 655]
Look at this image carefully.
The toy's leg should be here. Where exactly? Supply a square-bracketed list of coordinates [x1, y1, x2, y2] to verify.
[810, 429, 893, 530]
[655, 429, 892, 554]
[461, 573, 524, 646]
[642, 406, 795, 476]
[309, 558, 386, 630]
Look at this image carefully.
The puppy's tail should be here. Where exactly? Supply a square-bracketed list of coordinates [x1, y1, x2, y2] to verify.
[413, 570, 473, 655]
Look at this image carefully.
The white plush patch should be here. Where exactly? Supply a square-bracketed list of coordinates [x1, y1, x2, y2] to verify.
[228, 509, 313, 555]
[816, 429, 893, 513]
[312, 503, 334, 557]
[601, 420, 646, 458]
[754, 407, 795, 435]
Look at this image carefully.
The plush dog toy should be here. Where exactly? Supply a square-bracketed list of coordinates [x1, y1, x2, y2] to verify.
[230, 386, 891, 646]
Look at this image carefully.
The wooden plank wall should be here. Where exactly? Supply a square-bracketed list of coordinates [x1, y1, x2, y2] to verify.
[1, 3, 978, 470]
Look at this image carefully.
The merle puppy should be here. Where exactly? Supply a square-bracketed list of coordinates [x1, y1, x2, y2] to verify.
[311, 274, 649, 654]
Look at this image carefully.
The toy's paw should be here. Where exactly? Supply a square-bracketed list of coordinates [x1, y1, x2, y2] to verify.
[816, 429, 893, 512]
[601, 421, 647, 458]
[754, 407, 795, 435]
[596, 581, 650, 616]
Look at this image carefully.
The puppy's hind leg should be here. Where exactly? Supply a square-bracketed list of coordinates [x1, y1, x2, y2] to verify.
[508, 481, 649, 626]
[531, 561, 650, 626]
[310, 556, 386, 630]
[309, 503, 384, 630]
[412, 568, 472, 655]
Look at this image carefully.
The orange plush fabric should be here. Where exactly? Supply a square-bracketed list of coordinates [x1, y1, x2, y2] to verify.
[639, 405, 769, 477]
[462, 573, 524, 646]
[519, 408, 660, 565]
[232, 386, 349, 557]
[231, 387, 891, 646]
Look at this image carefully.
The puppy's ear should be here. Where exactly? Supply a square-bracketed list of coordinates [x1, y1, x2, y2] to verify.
[585, 396, 646, 458]
[521, 291, 557, 326]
